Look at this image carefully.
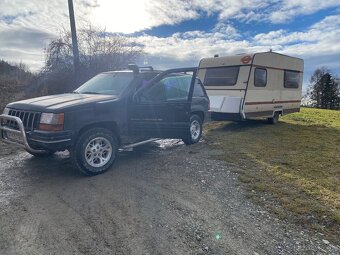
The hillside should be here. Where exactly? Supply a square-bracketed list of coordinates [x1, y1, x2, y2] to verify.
[0, 60, 35, 110]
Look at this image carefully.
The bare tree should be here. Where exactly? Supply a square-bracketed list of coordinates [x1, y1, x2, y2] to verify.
[43, 25, 143, 94]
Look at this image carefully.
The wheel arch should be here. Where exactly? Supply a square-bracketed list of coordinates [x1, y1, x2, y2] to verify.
[76, 121, 121, 145]
[191, 111, 205, 122]
[273, 110, 283, 116]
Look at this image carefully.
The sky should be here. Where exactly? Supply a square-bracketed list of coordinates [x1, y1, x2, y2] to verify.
[1, 0, 340, 91]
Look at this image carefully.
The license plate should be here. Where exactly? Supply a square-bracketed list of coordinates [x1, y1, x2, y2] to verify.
[5, 131, 23, 143]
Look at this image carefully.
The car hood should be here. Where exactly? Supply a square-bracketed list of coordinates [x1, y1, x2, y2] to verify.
[7, 93, 118, 112]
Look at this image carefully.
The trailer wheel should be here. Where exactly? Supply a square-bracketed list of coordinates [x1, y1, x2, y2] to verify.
[72, 127, 118, 176]
[268, 112, 280, 124]
[182, 114, 202, 145]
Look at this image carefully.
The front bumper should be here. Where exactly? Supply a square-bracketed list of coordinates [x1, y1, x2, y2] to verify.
[0, 114, 72, 153]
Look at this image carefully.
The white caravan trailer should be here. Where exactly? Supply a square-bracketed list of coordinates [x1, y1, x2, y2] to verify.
[197, 52, 304, 123]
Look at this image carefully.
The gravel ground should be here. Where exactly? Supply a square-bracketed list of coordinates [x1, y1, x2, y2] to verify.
[0, 140, 339, 255]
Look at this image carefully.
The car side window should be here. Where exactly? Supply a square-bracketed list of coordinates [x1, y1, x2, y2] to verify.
[140, 79, 166, 102]
[140, 75, 191, 102]
[193, 79, 206, 97]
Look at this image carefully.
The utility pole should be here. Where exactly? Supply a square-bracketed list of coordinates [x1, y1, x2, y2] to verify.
[68, 0, 80, 78]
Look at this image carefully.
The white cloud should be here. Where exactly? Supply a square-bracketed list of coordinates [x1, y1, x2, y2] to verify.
[134, 26, 263, 64]
[212, 23, 240, 39]
[1, 0, 339, 35]
[0, 0, 340, 77]
[270, 0, 340, 23]
[0, 0, 95, 70]
[89, 0, 200, 33]
[253, 14, 340, 57]
[134, 14, 340, 64]
[131, 14, 340, 90]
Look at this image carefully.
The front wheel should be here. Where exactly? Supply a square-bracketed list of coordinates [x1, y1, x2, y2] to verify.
[182, 115, 203, 145]
[72, 128, 118, 176]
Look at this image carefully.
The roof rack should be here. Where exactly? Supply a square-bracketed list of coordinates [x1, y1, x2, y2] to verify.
[127, 64, 154, 75]
[127, 64, 139, 75]
[139, 66, 154, 72]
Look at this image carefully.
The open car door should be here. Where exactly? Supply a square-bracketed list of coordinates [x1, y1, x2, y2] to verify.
[129, 67, 197, 139]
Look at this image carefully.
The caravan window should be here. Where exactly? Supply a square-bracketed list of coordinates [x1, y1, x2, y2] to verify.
[204, 67, 239, 86]
[284, 70, 300, 88]
[254, 68, 267, 87]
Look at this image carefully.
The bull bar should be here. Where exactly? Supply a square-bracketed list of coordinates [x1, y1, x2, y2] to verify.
[0, 114, 45, 154]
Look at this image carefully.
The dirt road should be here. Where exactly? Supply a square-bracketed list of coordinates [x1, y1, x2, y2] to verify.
[0, 140, 339, 255]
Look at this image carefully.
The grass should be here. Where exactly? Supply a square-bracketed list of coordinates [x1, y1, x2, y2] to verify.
[205, 107, 340, 244]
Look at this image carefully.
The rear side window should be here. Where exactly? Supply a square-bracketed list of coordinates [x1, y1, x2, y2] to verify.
[193, 79, 206, 97]
[254, 68, 267, 87]
[204, 67, 239, 86]
[284, 70, 300, 88]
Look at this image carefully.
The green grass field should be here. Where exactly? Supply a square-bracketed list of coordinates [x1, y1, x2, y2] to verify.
[205, 107, 340, 243]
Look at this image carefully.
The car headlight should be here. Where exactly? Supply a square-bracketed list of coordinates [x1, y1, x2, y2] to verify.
[3, 107, 10, 115]
[39, 113, 64, 131]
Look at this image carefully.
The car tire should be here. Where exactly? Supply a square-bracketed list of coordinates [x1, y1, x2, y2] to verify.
[182, 114, 203, 145]
[72, 127, 118, 176]
[268, 112, 280, 124]
[26, 149, 55, 157]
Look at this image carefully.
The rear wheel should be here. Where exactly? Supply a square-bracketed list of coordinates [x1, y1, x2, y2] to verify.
[72, 128, 118, 176]
[268, 112, 280, 124]
[182, 114, 203, 145]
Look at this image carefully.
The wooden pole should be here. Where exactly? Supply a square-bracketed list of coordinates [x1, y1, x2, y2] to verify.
[68, 0, 79, 77]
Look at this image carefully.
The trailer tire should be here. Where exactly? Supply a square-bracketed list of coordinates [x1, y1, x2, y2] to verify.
[72, 127, 118, 176]
[182, 114, 202, 145]
[268, 112, 280, 124]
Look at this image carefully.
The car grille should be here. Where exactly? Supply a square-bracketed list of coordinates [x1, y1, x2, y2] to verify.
[5, 109, 41, 131]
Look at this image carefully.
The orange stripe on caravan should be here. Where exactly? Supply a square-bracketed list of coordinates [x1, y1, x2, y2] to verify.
[245, 100, 301, 105]
[252, 64, 303, 73]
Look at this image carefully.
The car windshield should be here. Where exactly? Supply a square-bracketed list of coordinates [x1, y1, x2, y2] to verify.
[75, 72, 134, 96]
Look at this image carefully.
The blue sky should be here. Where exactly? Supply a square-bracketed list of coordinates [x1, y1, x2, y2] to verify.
[1, 0, 340, 92]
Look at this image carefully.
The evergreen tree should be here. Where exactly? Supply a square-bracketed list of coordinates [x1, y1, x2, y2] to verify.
[309, 68, 340, 110]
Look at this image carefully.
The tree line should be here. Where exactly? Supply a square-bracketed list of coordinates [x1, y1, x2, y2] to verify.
[308, 68, 340, 110]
